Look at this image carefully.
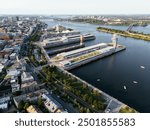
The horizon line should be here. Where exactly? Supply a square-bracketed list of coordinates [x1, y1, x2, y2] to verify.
[0, 14, 150, 16]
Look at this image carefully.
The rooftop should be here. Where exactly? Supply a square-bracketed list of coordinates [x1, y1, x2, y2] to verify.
[43, 94, 62, 108]
[13, 89, 49, 103]
[0, 96, 10, 104]
[57, 43, 107, 58]
[10, 53, 17, 57]
[0, 102, 8, 110]
[43, 94, 63, 113]
[26, 105, 42, 113]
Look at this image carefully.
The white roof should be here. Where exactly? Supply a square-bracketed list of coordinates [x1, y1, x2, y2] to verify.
[0, 64, 4, 72]
[7, 70, 20, 76]
[59, 43, 107, 57]
[100, 46, 114, 53]
[60, 60, 71, 65]
[43, 94, 62, 113]
[0, 64, 4, 68]
[0, 41, 4, 44]
[21, 72, 34, 82]
[0, 97, 10, 103]
[10, 53, 17, 57]
[0, 59, 8, 64]
[0, 103, 8, 109]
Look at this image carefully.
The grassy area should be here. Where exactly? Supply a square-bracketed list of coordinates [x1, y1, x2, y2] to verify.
[97, 27, 150, 41]
[41, 66, 107, 112]
[71, 51, 100, 63]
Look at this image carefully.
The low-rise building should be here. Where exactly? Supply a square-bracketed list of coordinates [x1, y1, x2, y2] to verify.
[0, 58, 9, 66]
[21, 81, 38, 93]
[13, 89, 49, 108]
[0, 51, 12, 59]
[13, 45, 21, 54]
[21, 72, 34, 84]
[42, 94, 64, 113]
[0, 63, 4, 73]
[9, 53, 17, 60]
[26, 105, 42, 113]
[6, 68, 20, 78]
[0, 96, 10, 111]
[33, 49, 41, 61]
[0, 40, 5, 46]
[11, 76, 20, 92]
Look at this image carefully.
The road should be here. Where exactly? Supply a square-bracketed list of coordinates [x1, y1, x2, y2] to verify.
[52, 79, 101, 113]
[47, 87, 78, 113]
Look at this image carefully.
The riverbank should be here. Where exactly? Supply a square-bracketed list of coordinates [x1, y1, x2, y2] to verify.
[97, 27, 150, 41]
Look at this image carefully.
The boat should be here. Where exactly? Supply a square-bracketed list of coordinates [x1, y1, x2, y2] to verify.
[133, 81, 138, 84]
[140, 66, 145, 69]
[97, 79, 100, 82]
[124, 86, 127, 90]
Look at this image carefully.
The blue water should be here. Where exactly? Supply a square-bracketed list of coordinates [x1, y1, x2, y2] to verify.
[45, 20, 150, 112]
[132, 25, 150, 34]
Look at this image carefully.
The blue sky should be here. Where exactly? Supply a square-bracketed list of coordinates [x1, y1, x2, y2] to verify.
[0, 0, 149, 14]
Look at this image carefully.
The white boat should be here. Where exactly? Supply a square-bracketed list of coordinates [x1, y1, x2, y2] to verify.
[140, 66, 145, 69]
[97, 79, 100, 82]
[133, 81, 138, 84]
[124, 86, 127, 90]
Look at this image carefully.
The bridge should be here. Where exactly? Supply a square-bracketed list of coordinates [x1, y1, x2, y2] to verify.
[127, 23, 137, 32]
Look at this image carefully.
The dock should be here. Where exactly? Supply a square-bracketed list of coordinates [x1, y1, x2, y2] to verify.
[41, 33, 96, 49]
[46, 43, 85, 55]
[51, 43, 126, 70]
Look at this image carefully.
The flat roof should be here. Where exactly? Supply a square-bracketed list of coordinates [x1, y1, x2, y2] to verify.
[0, 97, 10, 103]
[60, 60, 71, 65]
[43, 94, 62, 108]
[58, 43, 107, 57]
[26, 105, 42, 113]
[7, 70, 20, 76]
[100, 46, 114, 52]
[0, 64, 4, 69]
[10, 53, 17, 57]
[0, 103, 8, 109]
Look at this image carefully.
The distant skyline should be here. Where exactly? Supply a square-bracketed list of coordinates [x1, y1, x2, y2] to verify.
[0, 0, 150, 15]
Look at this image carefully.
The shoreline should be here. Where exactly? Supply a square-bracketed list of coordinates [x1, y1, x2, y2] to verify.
[97, 27, 150, 41]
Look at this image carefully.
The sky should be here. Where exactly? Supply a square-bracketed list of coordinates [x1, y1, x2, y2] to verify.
[0, 0, 149, 15]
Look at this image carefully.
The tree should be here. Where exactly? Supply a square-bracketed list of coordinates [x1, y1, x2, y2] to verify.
[24, 102, 30, 110]
[88, 96, 93, 104]
[38, 98, 43, 107]
[92, 90, 100, 97]
[82, 94, 88, 102]
[86, 108, 90, 113]
[79, 107, 84, 113]
[93, 100, 98, 110]
[18, 100, 25, 111]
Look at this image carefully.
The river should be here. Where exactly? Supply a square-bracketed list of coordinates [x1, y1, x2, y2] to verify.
[45, 20, 150, 112]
